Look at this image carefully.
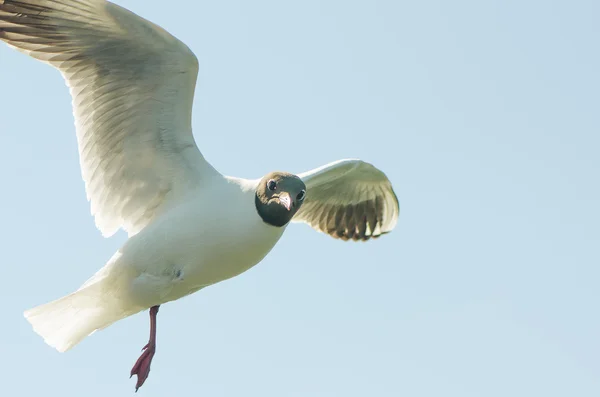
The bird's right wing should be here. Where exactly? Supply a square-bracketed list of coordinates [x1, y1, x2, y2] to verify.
[0, 0, 219, 237]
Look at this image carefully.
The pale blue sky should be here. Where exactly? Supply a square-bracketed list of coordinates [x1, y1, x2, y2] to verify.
[1, 0, 599, 396]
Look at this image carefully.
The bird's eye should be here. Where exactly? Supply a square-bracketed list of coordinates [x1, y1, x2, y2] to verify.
[297, 190, 306, 201]
[267, 179, 277, 191]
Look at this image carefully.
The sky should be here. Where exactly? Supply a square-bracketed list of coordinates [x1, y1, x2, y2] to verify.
[0, 0, 599, 396]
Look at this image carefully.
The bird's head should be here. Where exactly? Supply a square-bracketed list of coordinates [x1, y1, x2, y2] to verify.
[255, 172, 307, 227]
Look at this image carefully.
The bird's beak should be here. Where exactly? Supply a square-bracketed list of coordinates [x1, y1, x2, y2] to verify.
[279, 192, 292, 211]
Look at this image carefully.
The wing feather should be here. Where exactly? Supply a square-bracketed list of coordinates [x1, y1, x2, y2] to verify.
[0, 0, 218, 237]
[293, 159, 399, 241]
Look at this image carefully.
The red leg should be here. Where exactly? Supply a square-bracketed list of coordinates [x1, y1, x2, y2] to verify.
[130, 305, 160, 392]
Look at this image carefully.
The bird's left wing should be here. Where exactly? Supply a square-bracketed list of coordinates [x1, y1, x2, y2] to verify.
[293, 159, 399, 241]
[0, 0, 218, 237]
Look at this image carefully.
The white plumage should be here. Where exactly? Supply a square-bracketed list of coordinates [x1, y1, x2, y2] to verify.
[1, 0, 399, 390]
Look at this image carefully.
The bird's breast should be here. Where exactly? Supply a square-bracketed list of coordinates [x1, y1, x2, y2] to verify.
[126, 186, 286, 304]
[180, 218, 284, 287]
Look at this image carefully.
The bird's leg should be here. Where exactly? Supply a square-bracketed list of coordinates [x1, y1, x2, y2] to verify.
[130, 305, 160, 392]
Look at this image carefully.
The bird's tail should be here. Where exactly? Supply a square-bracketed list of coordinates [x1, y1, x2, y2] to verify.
[24, 281, 137, 352]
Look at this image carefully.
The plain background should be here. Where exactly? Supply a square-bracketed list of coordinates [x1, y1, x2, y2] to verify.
[1, 0, 599, 396]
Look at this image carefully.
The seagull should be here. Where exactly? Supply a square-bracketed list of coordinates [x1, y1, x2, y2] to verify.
[0, 0, 399, 391]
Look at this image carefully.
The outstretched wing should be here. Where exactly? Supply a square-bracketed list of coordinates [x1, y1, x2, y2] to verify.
[0, 0, 218, 237]
[293, 159, 399, 241]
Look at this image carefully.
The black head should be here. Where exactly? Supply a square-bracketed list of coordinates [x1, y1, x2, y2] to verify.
[255, 172, 307, 227]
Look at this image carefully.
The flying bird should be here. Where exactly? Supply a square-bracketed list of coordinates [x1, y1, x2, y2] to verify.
[0, 0, 399, 391]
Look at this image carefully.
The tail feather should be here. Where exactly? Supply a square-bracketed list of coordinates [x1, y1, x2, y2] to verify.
[24, 283, 132, 352]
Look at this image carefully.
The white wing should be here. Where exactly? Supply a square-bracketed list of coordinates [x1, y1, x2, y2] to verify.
[0, 0, 218, 237]
[293, 159, 399, 241]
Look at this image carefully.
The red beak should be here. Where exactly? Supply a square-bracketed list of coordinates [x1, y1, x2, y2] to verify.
[279, 193, 292, 211]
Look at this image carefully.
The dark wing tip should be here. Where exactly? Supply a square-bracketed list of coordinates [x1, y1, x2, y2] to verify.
[318, 189, 398, 242]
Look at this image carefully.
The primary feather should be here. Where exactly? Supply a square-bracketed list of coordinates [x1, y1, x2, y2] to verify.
[293, 159, 399, 240]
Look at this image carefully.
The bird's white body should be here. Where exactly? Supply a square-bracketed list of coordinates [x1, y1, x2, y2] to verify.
[123, 176, 285, 307]
[26, 176, 285, 352]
